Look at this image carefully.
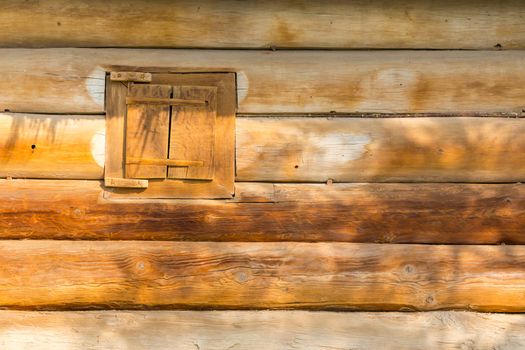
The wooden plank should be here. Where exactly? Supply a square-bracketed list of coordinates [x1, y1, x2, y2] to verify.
[0, 179, 523, 244]
[0, 113, 104, 179]
[3, 114, 525, 182]
[0, 241, 523, 311]
[0, 0, 524, 50]
[0, 311, 524, 350]
[2, 49, 525, 114]
[104, 77, 127, 180]
[237, 117, 525, 182]
[125, 84, 171, 179]
[168, 86, 217, 180]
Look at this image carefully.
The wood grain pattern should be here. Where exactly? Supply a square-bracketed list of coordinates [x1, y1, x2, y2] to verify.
[2, 49, 525, 114]
[4, 114, 524, 182]
[1, 0, 524, 50]
[237, 117, 525, 182]
[0, 310, 524, 349]
[125, 84, 171, 179]
[168, 85, 217, 180]
[0, 180, 523, 244]
[0, 113, 104, 179]
[0, 241, 524, 311]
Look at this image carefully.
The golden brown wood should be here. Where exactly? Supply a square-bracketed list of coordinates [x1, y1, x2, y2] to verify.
[0, 0, 524, 50]
[106, 73, 235, 199]
[0, 310, 524, 349]
[0, 240, 523, 311]
[0, 179, 523, 244]
[110, 71, 152, 82]
[236, 117, 525, 182]
[0, 113, 104, 179]
[125, 84, 171, 179]
[3, 114, 525, 182]
[104, 78, 127, 180]
[168, 86, 217, 180]
[127, 157, 204, 167]
[104, 177, 148, 189]
[2, 49, 525, 114]
[126, 97, 207, 106]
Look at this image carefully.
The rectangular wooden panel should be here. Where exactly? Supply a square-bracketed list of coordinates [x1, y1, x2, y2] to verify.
[1, 180, 524, 244]
[125, 84, 171, 179]
[0, 0, 524, 50]
[0, 241, 524, 311]
[0, 310, 523, 350]
[2, 49, 525, 114]
[236, 117, 525, 182]
[168, 86, 216, 180]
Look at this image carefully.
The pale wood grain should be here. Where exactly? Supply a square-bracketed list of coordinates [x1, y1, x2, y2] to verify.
[0, 0, 524, 50]
[0, 113, 104, 179]
[0, 310, 524, 349]
[236, 117, 525, 182]
[0, 241, 523, 311]
[1, 49, 525, 114]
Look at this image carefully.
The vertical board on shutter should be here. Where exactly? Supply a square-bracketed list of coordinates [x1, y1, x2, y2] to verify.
[125, 84, 171, 179]
[168, 86, 217, 180]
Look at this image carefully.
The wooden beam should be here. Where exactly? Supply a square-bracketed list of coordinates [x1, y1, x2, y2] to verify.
[0, 241, 524, 311]
[2, 114, 525, 182]
[1, 49, 525, 114]
[1, 180, 523, 243]
[0, 310, 523, 349]
[0, 0, 524, 50]
[236, 117, 525, 182]
[0, 113, 104, 179]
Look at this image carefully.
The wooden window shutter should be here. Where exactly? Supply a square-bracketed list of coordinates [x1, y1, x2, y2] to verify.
[104, 72, 235, 199]
[125, 83, 172, 179]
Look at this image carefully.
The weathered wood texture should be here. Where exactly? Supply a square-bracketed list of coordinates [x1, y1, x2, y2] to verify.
[2, 49, 525, 114]
[0, 241, 523, 311]
[0, 113, 104, 179]
[237, 117, 525, 182]
[0, 180, 523, 244]
[0, 311, 524, 349]
[2, 114, 525, 182]
[1, 0, 524, 50]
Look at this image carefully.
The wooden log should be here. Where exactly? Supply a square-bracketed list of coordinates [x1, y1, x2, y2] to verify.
[2, 114, 525, 182]
[0, 241, 524, 311]
[236, 117, 525, 182]
[0, 113, 104, 179]
[1, 49, 525, 114]
[1, 179, 523, 243]
[1, 0, 524, 50]
[0, 310, 524, 349]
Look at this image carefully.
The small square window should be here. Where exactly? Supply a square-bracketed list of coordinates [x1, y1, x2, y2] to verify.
[104, 72, 236, 199]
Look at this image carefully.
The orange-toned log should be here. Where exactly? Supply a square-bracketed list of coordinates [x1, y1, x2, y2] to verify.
[0, 240, 524, 311]
[0, 180, 523, 244]
[0, 113, 104, 179]
[3, 114, 525, 182]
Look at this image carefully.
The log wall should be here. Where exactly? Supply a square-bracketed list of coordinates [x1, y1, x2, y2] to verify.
[1, 0, 525, 347]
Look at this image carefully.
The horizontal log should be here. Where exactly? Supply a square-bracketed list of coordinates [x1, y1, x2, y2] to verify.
[1, 0, 524, 50]
[236, 117, 525, 182]
[3, 114, 525, 182]
[0, 311, 523, 349]
[0, 113, 104, 179]
[2, 49, 525, 114]
[0, 241, 523, 311]
[1, 179, 524, 243]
